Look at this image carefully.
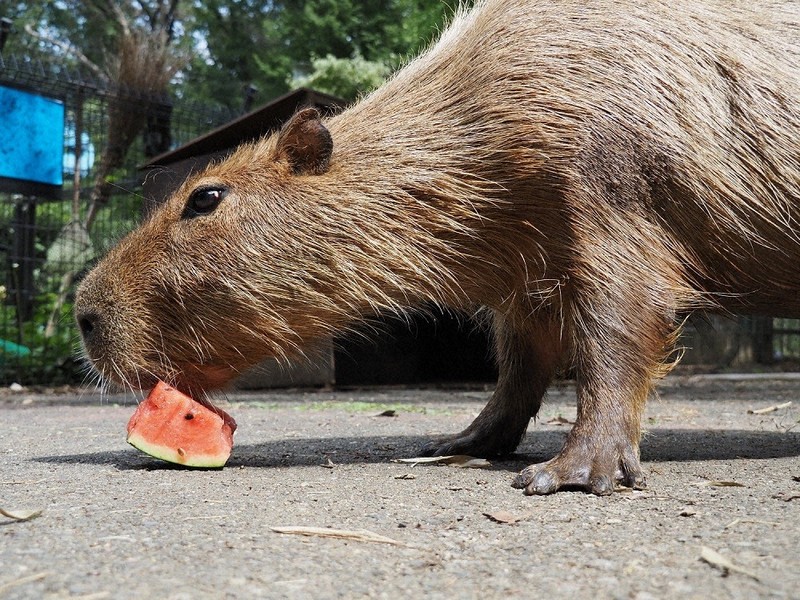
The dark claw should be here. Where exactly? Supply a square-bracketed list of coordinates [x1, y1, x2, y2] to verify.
[419, 437, 457, 457]
[512, 467, 558, 495]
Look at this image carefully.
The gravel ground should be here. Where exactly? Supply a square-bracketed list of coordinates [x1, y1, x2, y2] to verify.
[1, 376, 799, 599]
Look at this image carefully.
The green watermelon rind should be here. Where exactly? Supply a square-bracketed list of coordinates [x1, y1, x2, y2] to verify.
[126, 429, 231, 468]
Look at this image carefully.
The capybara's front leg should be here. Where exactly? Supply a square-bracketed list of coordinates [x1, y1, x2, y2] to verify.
[512, 278, 674, 495]
[511, 377, 649, 495]
[420, 312, 563, 457]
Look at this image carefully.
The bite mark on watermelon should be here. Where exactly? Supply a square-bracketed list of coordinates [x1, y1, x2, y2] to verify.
[126, 381, 236, 468]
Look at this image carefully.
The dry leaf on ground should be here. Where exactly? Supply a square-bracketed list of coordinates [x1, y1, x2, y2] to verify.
[747, 401, 792, 415]
[694, 480, 745, 488]
[700, 546, 761, 582]
[772, 491, 800, 502]
[0, 572, 50, 596]
[545, 415, 574, 425]
[271, 526, 408, 546]
[395, 455, 491, 468]
[483, 510, 523, 524]
[0, 507, 42, 522]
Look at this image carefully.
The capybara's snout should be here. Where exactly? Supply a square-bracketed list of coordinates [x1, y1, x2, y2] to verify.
[73, 251, 179, 391]
[74, 306, 100, 355]
[73, 267, 142, 388]
[74, 288, 115, 372]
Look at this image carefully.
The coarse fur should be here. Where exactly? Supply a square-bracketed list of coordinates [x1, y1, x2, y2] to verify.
[75, 0, 800, 495]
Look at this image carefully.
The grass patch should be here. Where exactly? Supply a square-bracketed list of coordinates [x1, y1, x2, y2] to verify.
[232, 399, 454, 415]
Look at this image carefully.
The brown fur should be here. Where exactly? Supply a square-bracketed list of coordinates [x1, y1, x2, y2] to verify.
[75, 0, 800, 494]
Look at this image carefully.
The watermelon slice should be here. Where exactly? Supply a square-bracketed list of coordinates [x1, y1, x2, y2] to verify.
[126, 381, 236, 468]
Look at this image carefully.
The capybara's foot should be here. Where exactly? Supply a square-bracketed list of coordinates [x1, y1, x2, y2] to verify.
[511, 435, 646, 495]
[420, 424, 526, 458]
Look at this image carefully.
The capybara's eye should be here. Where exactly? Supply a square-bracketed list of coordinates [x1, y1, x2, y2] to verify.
[182, 186, 228, 219]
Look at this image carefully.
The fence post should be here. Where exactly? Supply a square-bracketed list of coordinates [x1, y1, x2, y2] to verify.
[7, 196, 36, 322]
[750, 316, 774, 364]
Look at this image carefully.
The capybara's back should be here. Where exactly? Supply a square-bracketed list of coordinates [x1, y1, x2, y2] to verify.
[75, 0, 800, 494]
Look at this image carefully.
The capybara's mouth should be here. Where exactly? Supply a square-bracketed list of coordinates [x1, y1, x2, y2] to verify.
[83, 354, 238, 398]
[168, 364, 239, 397]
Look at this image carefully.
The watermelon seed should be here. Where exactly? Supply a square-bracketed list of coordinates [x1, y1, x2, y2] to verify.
[177, 447, 186, 457]
[184, 413, 194, 420]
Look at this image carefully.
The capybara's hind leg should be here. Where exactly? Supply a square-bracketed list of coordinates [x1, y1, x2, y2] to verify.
[420, 312, 564, 457]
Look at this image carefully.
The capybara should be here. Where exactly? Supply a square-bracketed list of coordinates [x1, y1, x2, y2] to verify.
[75, 0, 800, 495]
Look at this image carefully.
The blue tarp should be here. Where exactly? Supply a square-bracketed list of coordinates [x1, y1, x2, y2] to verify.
[0, 85, 64, 186]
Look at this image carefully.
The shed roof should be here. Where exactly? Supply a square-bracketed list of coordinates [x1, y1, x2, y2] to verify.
[143, 87, 346, 167]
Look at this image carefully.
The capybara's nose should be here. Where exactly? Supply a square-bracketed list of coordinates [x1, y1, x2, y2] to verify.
[76, 310, 99, 347]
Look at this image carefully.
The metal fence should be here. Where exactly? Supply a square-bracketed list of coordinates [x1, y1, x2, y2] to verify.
[773, 318, 800, 362]
[0, 51, 237, 385]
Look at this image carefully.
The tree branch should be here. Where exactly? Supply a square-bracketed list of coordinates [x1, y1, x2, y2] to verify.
[23, 23, 106, 80]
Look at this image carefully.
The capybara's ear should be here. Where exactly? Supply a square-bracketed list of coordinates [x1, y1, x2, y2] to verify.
[275, 107, 333, 175]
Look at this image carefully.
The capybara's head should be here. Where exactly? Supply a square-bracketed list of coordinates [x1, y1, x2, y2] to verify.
[75, 108, 342, 393]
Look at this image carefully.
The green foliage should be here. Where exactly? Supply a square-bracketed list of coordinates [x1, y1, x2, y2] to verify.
[184, 0, 291, 108]
[0, 289, 82, 386]
[288, 53, 392, 102]
[184, 0, 458, 110]
[1, 1, 175, 68]
[0, 191, 142, 385]
[86, 189, 144, 253]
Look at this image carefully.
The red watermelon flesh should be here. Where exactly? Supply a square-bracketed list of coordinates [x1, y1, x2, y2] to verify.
[126, 381, 236, 468]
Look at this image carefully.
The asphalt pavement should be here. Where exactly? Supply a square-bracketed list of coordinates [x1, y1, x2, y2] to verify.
[1, 376, 799, 599]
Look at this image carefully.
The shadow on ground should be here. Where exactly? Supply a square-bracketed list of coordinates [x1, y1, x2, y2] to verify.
[33, 428, 800, 472]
